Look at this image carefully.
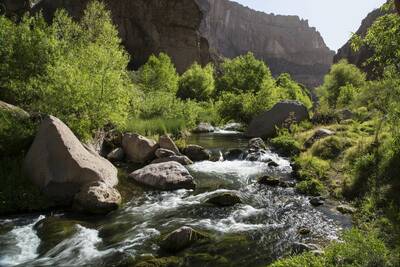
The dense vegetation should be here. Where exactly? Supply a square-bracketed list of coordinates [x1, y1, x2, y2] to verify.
[269, 1, 400, 265]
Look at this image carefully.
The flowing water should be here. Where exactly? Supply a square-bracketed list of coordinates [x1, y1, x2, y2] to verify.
[0, 131, 351, 267]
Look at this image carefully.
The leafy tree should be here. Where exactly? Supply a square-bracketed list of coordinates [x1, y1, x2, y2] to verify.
[317, 60, 366, 108]
[276, 73, 313, 109]
[177, 63, 215, 101]
[0, 1, 133, 139]
[138, 53, 179, 93]
[216, 52, 274, 94]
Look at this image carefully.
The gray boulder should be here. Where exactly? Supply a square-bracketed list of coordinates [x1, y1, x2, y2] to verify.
[152, 155, 193, 166]
[122, 133, 158, 163]
[155, 148, 176, 158]
[337, 204, 356, 214]
[160, 226, 207, 253]
[183, 145, 211, 162]
[193, 122, 214, 133]
[246, 100, 309, 138]
[107, 148, 125, 162]
[24, 116, 118, 204]
[159, 135, 180, 155]
[73, 182, 121, 214]
[129, 162, 196, 190]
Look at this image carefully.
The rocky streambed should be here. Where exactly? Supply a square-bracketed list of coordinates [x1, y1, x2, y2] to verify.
[0, 131, 351, 267]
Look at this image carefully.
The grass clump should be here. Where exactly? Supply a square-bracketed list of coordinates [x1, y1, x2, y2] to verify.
[295, 178, 326, 196]
[269, 229, 395, 267]
[270, 130, 301, 157]
[311, 136, 351, 160]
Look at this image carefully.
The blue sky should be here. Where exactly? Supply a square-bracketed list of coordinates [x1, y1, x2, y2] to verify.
[234, 0, 387, 51]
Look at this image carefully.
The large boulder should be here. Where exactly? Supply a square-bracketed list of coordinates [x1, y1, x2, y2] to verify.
[183, 145, 211, 162]
[129, 162, 196, 190]
[159, 135, 180, 155]
[24, 116, 118, 204]
[246, 101, 309, 138]
[152, 155, 193, 166]
[122, 133, 158, 164]
[160, 226, 207, 253]
[73, 182, 121, 214]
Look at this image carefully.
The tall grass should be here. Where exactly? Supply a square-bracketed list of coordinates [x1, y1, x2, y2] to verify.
[124, 117, 187, 137]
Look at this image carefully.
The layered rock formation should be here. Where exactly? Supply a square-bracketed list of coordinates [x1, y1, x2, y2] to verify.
[33, 0, 211, 73]
[196, 0, 335, 88]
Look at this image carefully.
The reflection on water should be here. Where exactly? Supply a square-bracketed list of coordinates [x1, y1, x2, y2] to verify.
[0, 132, 350, 267]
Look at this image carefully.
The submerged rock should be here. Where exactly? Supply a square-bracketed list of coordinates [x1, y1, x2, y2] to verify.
[257, 176, 281, 187]
[160, 226, 208, 253]
[155, 148, 176, 158]
[193, 122, 214, 133]
[183, 145, 211, 162]
[73, 182, 122, 214]
[129, 162, 196, 190]
[122, 133, 158, 164]
[152, 155, 193, 166]
[248, 138, 267, 151]
[24, 115, 118, 204]
[159, 135, 180, 155]
[246, 101, 309, 138]
[224, 149, 245, 161]
[205, 192, 242, 207]
[135, 256, 184, 267]
[309, 196, 325, 207]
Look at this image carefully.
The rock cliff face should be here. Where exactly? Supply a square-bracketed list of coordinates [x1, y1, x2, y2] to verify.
[196, 0, 335, 88]
[334, 6, 387, 75]
[33, 0, 211, 73]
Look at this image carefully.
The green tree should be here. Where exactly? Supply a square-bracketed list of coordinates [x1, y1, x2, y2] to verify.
[0, 1, 133, 139]
[317, 60, 366, 108]
[138, 53, 179, 93]
[276, 73, 313, 109]
[216, 52, 274, 94]
[177, 63, 215, 101]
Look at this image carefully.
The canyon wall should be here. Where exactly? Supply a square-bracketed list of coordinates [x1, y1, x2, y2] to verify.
[33, 0, 211, 73]
[196, 0, 335, 88]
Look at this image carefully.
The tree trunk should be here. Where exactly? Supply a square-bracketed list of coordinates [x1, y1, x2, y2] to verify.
[395, 0, 400, 15]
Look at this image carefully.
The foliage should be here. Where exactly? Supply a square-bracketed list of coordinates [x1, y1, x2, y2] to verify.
[270, 129, 301, 157]
[216, 52, 274, 94]
[125, 117, 187, 137]
[138, 52, 179, 93]
[177, 63, 215, 101]
[275, 73, 313, 109]
[295, 178, 325, 196]
[0, 2, 132, 139]
[269, 229, 395, 267]
[311, 136, 352, 160]
[317, 60, 366, 109]
[294, 154, 330, 181]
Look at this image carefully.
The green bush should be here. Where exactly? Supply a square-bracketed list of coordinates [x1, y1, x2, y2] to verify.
[295, 178, 325, 196]
[269, 229, 394, 267]
[294, 154, 330, 181]
[270, 131, 301, 157]
[138, 52, 179, 94]
[0, 2, 133, 140]
[312, 136, 351, 160]
[177, 63, 215, 101]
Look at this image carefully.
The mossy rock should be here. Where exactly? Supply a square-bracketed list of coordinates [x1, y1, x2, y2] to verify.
[257, 175, 281, 186]
[205, 192, 242, 207]
[33, 216, 85, 255]
[135, 256, 183, 267]
[311, 136, 351, 160]
[160, 226, 209, 253]
[182, 253, 230, 267]
[295, 179, 325, 197]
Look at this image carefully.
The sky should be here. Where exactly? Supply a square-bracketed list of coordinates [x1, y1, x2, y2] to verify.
[234, 0, 387, 51]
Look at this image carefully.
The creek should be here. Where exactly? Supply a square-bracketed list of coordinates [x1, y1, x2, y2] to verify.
[0, 131, 350, 267]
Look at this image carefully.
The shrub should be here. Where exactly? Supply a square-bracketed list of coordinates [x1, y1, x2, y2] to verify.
[270, 130, 301, 157]
[276, 73, 313, 109]
[311, 136, 351, 160]
[0, 2, 133, 140]
[177, 63, 215, 101]
[138, 52, 179, 93]
[296, 178, 325, 196]
[268, 253, 324, 267]
[294, 154, 330, 181]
